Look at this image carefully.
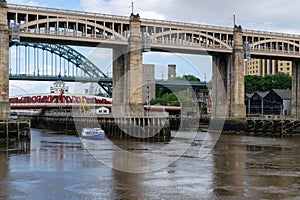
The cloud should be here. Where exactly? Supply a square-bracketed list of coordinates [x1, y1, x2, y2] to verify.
[77, 0, 300, 34]
[74, 46, 112, 75]
[9, 80, 53, 96]
[7, 0, 47, 7]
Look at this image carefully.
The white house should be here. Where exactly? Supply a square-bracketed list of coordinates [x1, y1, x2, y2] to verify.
[96, 107, 110, 115]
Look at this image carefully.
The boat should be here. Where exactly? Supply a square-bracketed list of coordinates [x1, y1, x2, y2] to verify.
[81, 127, 105, 140]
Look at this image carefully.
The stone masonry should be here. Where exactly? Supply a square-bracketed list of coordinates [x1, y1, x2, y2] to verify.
[0, 0, 10, 120]
[127, 13, 144, 115]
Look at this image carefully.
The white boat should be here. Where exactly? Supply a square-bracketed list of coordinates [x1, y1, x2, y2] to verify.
[81, 127, 105, 140]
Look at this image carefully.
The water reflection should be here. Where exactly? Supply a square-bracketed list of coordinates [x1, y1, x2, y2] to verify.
[213, 135, 246, 198]
[81, 131, 199, 173]
[0, 139, 30, 155]
[213, 134, 300, 199]
[0, 129, 299, 199]
[112, 171, 144, 200]
[0, 139, 30, 200]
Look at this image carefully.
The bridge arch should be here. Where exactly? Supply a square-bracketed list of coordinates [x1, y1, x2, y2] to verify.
[10, 42, 112, 96]
[251, 39, 300, 52]
[20, 18, 128, 41]
[150, 30, 232, 50]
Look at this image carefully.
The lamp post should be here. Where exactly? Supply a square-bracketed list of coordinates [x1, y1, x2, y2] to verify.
[147, 80, 150, 116]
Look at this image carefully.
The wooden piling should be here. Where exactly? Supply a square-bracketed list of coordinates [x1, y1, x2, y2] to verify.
[246, 118, 300, 137]
[0, 119, 31, 141]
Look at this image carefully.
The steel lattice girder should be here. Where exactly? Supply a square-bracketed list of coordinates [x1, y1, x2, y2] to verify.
[11, 42, 112, 97]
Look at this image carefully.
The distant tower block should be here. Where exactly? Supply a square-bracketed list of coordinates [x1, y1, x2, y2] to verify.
[142, 64, 155, 103]
[168, 64, 176, 80]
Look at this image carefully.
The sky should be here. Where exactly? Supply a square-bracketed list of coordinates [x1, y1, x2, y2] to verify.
[7, 0, 300, 96]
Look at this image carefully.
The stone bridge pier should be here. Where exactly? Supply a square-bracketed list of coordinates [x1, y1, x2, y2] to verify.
[211, 25, 246, 119]
[112, 13, 144, 116]
[0, 0, 10, 120]
[292, 60, 300, 117]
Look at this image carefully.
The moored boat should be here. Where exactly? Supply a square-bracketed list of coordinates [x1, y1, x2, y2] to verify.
[81, 127, 105, 140]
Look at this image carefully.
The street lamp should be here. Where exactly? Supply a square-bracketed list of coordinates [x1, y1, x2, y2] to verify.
[147, 80, 150, 116]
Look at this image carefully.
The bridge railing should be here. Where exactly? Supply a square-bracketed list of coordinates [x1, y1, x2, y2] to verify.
[9, 3, 300, 57]
[22, 28, 119, 40]
[10, 102, 111, 107]
[250, 47, 300, 56]
[8, 3, 233, 33]
[151, 38, 232, 50]
[141, 18, 233, 32]
[244, 29, 300, 39]
[8, 4, 129, 21]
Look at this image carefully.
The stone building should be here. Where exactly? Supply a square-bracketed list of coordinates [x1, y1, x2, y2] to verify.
[168, 64, 176, 80]
[142, 64, 155, 104]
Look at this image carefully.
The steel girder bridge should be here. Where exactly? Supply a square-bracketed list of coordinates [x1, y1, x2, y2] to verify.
[9, 42, 207, 96]
[9, 41, 113, 96]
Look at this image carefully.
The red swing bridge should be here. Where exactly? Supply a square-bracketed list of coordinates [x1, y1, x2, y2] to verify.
[9, 80, 181, 115]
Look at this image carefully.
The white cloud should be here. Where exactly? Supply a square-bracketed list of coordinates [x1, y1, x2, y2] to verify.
[138, 11, 165, 20]
[74, 46, 112, 75]
[7, 0, 47, 7]
[77, 0, 300, 34]
[9, 80, 53, 96]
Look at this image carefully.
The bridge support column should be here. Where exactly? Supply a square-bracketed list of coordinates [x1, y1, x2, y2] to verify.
[0, 0, 10, 120]
[112, 47, 128, 115]
[127, 13, 144, 115]
[211, 25, 246, 119]
[229, 25, 246, 118]
[291, 59, 300, 118]
[112, 13, 144, 116]
[211, 54, 228, 119]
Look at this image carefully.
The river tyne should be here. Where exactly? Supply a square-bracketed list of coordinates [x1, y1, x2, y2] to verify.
[0, 128, 299, 200]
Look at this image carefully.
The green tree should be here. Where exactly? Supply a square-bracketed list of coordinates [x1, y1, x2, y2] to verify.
[261, 75, 273, 92]
[272, 73, 292, 90]
[174, 74, 200, 81]
[151, 74, 207, 106]
[245, 73, 292, 94]
[245, 75, 262, 93]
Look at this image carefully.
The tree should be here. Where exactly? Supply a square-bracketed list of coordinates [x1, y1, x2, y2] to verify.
[150, 90, 197, 106]
[151, 74, 207, 106]
[174, 74, 200, 81]
[272, 73, 292, 90]
[245, 73, 292, 94]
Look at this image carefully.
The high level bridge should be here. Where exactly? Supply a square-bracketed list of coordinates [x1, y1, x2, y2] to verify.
[8, 41, 206, 96]
[1, 1, 300, 119]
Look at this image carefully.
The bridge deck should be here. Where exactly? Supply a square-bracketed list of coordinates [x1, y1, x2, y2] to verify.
[7, 3, 300, 58]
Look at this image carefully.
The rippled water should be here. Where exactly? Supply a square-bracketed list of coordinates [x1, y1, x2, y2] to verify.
[0, 129, 299, 200]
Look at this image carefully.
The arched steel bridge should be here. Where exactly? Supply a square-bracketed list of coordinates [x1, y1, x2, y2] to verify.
[9, 41, 113, 96]
[6, 3, 300, 59]
[9, 41, 207, 94]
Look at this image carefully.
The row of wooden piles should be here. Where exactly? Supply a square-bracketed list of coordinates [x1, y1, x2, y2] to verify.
[32, 115, 171, 141]
[246, 118, 300, 136]
[0, 120, 31, 140]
